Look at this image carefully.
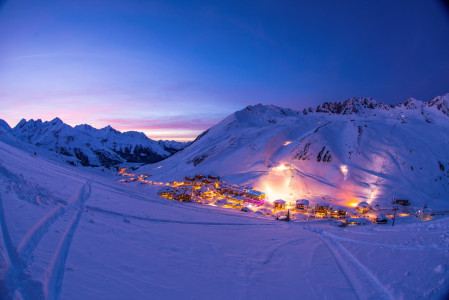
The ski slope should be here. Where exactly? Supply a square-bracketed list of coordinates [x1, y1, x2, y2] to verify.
[0, 138, 448, 299]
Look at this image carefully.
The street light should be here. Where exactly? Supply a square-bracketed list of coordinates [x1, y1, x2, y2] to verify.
[392, 206, 399, 226]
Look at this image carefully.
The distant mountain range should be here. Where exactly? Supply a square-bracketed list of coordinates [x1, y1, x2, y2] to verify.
[141, 93, 449, 209]
[0, 118, 187, 167]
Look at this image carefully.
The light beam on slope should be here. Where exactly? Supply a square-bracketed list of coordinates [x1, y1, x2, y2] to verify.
[340, 164, 348, 180]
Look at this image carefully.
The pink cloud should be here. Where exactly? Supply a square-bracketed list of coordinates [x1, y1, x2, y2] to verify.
[101, 117, 218, 131]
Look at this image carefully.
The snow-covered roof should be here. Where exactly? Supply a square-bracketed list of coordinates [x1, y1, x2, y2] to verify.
[316, 202, 330, 207]
[296, 199, 309, 205]
[158, 187, 173, 193]
[246, 189, 264, 196]
[347, 218, 368, 224]
[179, 190, 192, 195]
[274, 199, 286, 204]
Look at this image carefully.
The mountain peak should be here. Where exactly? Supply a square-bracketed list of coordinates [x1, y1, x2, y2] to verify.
[314, 97, 386, 115]
[50, 117, 63, 125]
[17, 118, 27, 128]
[232, 103, 297, 127]
[74, 124, 95, 131]
[428, 94, 449, 116]
[14, 118, 44, 130]
[0, 119, 12, 134]
[98, 125, 120, 135]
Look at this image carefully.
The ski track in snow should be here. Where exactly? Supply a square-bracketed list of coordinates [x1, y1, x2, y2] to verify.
[43, 181, 91, 300]
[312, 228, 395, 300]
[0, 194, 24, 299]
[0, 180, 91, 300]
[16, 179, 94, 266]
[16, 205, 65, 263]
[323, 231, 445, 252]
[85, 204, 275, 226]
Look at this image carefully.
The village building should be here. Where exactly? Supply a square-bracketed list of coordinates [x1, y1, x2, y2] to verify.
[356, 201, 370, 214]
[208, 175, 219, 180]
[177, 190, 193, 202]
[392, 198, 410, 206]
[241, 207, 253, 213]
[158, 187, 175, 200]
[274, 199, 286, 210]
[314, 203, 330, 216]
[220, 187, 244, 196]
[233, 204, 244, 210]
[330, 208, 348, 218]
[420, 213, 433, 221]
[223, 203, 244, 210]
[374, 214, 388, 224]
[202, 178, 213, 184]
[199, 186, 215, 199]
[195, 174, 204, 180]
[192, 181, 203, 187]
[258, 208, 272, 216]
[296, 199, 309, 211]
[215, 199, 228, 206]
[245, 198, 265, 206]
[229, 196, 247, 204]
[245, 189, 266, 200]
[347, 218, 368, 225]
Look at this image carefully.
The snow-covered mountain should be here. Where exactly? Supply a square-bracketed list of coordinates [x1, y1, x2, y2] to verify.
[4, 118, 187, 167]
[140, 93, 449, 210]
[157, 139, 189, 154]
[0, 119, 12, 135]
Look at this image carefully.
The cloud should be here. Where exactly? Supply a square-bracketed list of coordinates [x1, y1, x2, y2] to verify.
[101, 116, 219, 131]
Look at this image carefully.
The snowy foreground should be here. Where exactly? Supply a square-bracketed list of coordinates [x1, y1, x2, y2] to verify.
[0, 140, 448, 300]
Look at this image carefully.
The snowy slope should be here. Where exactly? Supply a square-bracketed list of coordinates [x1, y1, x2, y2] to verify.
[5, 118, 186, 167]
[0, 135, 448, 299]
[140, 94, 449, 210]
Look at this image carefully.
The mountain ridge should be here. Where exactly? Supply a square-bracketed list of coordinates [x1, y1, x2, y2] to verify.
[1, 117, 187, 168]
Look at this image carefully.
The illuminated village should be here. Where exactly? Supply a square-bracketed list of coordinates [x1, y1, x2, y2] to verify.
[117, 168, 434, 226]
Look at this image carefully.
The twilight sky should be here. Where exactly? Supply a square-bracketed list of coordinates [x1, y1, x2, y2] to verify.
[1, 0, 449, 141]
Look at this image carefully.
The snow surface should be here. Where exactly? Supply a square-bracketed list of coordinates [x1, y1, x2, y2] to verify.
[0, 126, 448, 299]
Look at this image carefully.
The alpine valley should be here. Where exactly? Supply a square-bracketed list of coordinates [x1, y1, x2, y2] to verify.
[1, 94, 449, 300]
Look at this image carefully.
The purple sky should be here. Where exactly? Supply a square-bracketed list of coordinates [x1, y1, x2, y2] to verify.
[1, 0, 449, 141]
